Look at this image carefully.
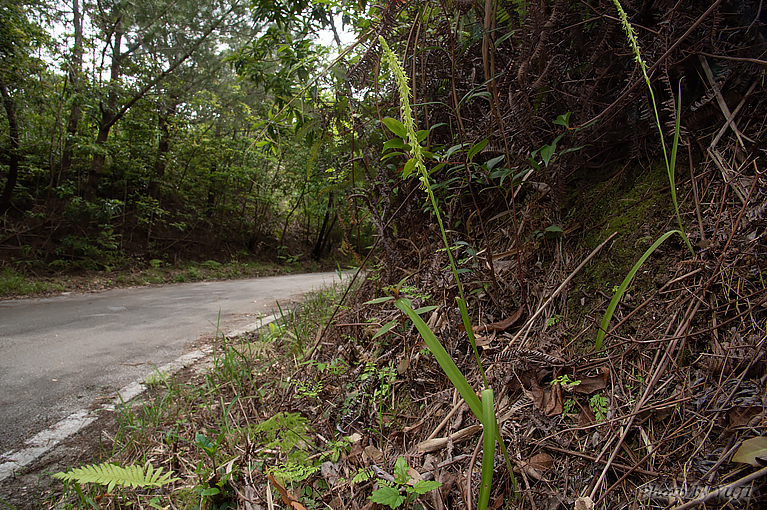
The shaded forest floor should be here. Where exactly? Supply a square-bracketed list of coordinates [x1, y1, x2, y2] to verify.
[16, 145, 765, 510]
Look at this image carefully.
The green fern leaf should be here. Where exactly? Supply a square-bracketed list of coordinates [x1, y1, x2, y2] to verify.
[53, 461, 180, 492]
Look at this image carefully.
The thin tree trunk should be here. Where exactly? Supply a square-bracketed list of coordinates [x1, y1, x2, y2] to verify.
[0, 79, 21, 213]
[59, 0, 83, 186]
[85, 14, 122, 201]
[311, 191, 334, 260]
[149, 98, 176, 199]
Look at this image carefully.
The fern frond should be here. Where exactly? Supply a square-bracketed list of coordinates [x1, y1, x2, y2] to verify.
[53, 461, 180, 492]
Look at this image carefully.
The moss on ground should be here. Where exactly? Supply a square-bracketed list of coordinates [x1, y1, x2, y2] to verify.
[565, 156, 690, 344]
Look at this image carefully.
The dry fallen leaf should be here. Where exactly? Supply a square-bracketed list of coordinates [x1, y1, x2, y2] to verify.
[732, 436, 767, 466]
[528, 452, 553, 472]
[363, 445, 384, 465]
[545, 381, 563, 417]
[574, 496, 594, 510]
[574, 367, 610, 394]
[471, 307, 524, 333]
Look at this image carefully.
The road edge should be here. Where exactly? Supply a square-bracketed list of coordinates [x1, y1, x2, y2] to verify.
[0, 314, 279, 483]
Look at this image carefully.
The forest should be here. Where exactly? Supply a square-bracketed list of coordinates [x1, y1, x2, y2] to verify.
[2, 0, 767, 507]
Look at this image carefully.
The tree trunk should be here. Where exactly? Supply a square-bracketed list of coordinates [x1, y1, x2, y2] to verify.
[149, 98, 177, 199]
[0, 79, 21, 213]
[59, 0, 83, 186]
[85, 15, 123, 201]
[84, 2, 238, 200]
[311, 191, 334, 260]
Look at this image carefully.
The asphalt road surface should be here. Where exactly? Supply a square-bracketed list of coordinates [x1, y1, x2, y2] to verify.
[0, 272, 346, 453]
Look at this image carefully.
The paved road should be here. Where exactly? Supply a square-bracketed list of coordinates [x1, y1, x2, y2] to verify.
[0, 272, 346, 453]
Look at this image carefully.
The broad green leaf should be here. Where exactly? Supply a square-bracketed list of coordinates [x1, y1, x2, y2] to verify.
[559, 145, 585, 157]
[489, 167, 515, 185]
[429, 162, 447, 174]
[369, 485, 405, 507]
[195, 432, 215, 453]
[467, 138, 489, 161]
[444, 143, 468, 159]
[402, 158, 416, 179]
[540, 139, 559, 167]
[479, 389, 495, 510]
[383, 138, 405, 151]
[553, 111, 571, 127]
[485, 155, 505, 171]
[394, 299, 482, 419]
[595, 230, 685, 351]
[371, 319, 397, 340]
[732, 437, 767, 466]
[382, 117, 407, 139]
[411, 479, 442, 495]
[416, 129, 430, 142]
[412, 305, 438, 315]
[394, 456, 409, 483]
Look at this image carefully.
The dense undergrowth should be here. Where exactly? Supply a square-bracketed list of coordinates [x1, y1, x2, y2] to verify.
[35, 141, 767, 508]
[4, 0, 767, 508]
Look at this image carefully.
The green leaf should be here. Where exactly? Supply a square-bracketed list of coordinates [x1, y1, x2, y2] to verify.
[402, 158, 416, 179]
[467, 138, 489, 161]
[52, 462, 179, 492]
[371, 319, 398, 340]
[595, 230, 685, 351]
[382, 117, 407, 139]
[416, 129, 430, 143]
[352, 468, 374, 484]
[485, 155, 505, 171]
[412, 305, 438, 315]
[364, 296, 395, 305]
[200, 487, 220, 496]
[553, 112, 571, 128]
[394, 299, 482, 420]
[383, 138, 406, 151]
[540, 140, 558, 167]
[732, 437, 767, 466]
[195, 432, 217, 457]
[394, 456, 409, 483]
[444, 143, 468, 159]
[369, 485, 405, 508]
[410, 479, 442, 495]
[479, 389, 495, 510]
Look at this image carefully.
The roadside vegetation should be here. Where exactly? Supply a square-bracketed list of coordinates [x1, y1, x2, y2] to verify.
[1, 0, 766, 507]
[0, 259, 335, 299]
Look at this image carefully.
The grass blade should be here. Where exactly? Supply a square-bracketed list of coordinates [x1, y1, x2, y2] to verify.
[595, 230, 684, 350]
[394, 298, 482, 419]
[479, 389, 495, 510]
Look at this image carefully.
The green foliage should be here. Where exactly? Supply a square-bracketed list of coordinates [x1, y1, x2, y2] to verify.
[611, 0, 693, 256]
[379, 37, 517, 506]
[590, 394, 608, 422]
[595, 230, 687, 350]
[369, 457, 442, 509]
[563, 398, 578, 416]
[249, 412, 313, 462]
[551, 374, 581, 389]
[0, 268, 60, 297]
[271, 461, 320, 484]
[52, 462, 179, 492]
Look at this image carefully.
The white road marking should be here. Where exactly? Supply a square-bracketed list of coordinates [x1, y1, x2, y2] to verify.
[0, 314, 279, 483]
